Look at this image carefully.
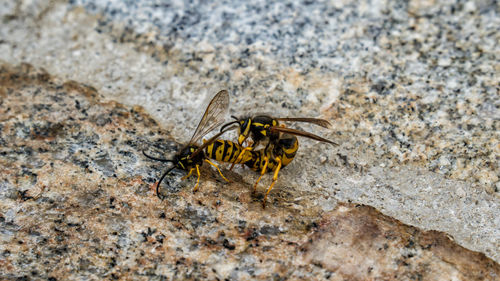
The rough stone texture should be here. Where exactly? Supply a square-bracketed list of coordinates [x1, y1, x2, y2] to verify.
[0, 64, 498, 280]
[300, 204, 500, 281]
[1, 0, 498, 191]
[0, 0, 499, 279]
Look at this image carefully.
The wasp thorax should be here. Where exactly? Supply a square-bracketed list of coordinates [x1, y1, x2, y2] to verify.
[251, 116, 280, 142]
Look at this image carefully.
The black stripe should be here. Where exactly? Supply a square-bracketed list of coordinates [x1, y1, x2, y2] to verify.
[221, 140, 228, 162]
[228, 141, 237, 162]
[210, 141, 222, 159]
[246, 151, 258, 170]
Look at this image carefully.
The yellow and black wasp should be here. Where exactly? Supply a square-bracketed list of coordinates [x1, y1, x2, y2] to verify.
[214, 114, 336, 207]
[219, 115, 337, 168]
[245, 133, 299, 207]
[220, 115, 336, 148]
[143, 90, 235, 199]
[203, 132, 299, 207]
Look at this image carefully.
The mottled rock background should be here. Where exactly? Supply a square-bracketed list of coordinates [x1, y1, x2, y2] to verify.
[0, 0, 499, 280]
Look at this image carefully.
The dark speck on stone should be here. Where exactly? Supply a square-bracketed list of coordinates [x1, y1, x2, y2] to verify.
[237, 220, 246, 232]
[246, 228, 259, 241]
[94, 152, 116, 177]
[371, 80, 391, 95]
[92, 113, 112, 126]
[2, 0, 500, 275]
[223, 239, 235, 250]
[260, 225, 280, 235]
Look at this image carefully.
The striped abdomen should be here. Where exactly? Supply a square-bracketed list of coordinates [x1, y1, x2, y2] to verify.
[275, 134, 298, 167]
[205, 139, 253, 164]
[245, 134, 298, 173]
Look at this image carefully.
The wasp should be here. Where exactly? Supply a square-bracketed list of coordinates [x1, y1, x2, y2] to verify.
[214, 114, 336, 207]
[143, 90, 234, 199]
[204, 132, 299, 207]
[246, 133, 299, 207]
[219, 115, 337, 168]
[220, 115, 336, 147]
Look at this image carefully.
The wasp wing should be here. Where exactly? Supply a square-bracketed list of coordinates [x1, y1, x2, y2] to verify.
[188, 90, 229, 145]
[270, 126, 338, 145]
[275, 117, 332, 128]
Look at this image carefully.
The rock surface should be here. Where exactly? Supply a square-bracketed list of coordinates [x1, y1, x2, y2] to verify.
[0, 0, 499, 279]
[0, 63, 499, 280]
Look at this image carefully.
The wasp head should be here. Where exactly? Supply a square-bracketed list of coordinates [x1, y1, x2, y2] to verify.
[235, 116, 252, 145]
[174, 145, 204, 171]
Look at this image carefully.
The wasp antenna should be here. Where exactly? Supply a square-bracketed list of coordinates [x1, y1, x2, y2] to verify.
[143, 149, 174, 163]
[220, 120, 239, 132]
[231, 115, 238, 120]
[156, 166, 175, 200]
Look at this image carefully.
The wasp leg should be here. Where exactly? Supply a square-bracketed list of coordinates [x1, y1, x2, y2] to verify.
[262, 157, 282, 208]
[192, 165, 201, 192]
[204, 159, 230, 182]
[181, 168, 194, 181]
[230, 146, 254, 170]
[253, 155, 269, 193]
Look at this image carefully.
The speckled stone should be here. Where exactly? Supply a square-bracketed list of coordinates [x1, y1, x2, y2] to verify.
[300, 204, 500, 281]
[1, 0, 498, 190]
[66, 0, 499, 193]
[1, 64, 499, 280]
[1, 0, 499, 275]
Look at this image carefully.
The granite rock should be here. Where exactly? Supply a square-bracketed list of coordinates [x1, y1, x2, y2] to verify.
[1, 0, 499, 278]
[1, 0, 498, 190]
[0, 63, 499, 280]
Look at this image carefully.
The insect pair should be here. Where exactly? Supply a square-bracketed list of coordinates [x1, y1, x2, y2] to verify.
[143, 90, 336, 207]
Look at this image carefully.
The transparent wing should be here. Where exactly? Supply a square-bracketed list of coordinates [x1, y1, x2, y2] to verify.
[269, 126, 338, 145]
[275, 117, 332, 128]
[188, 90, 230, 145]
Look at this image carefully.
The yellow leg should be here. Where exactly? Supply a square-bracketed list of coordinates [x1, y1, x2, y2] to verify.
[230, 146, 254, 170]
[263, 157, 282, 208]
[204, 159, 230, 182]
[192, 165, 201, 192]
[181, 168, 194, 180]
[253, 155, 269, 193]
